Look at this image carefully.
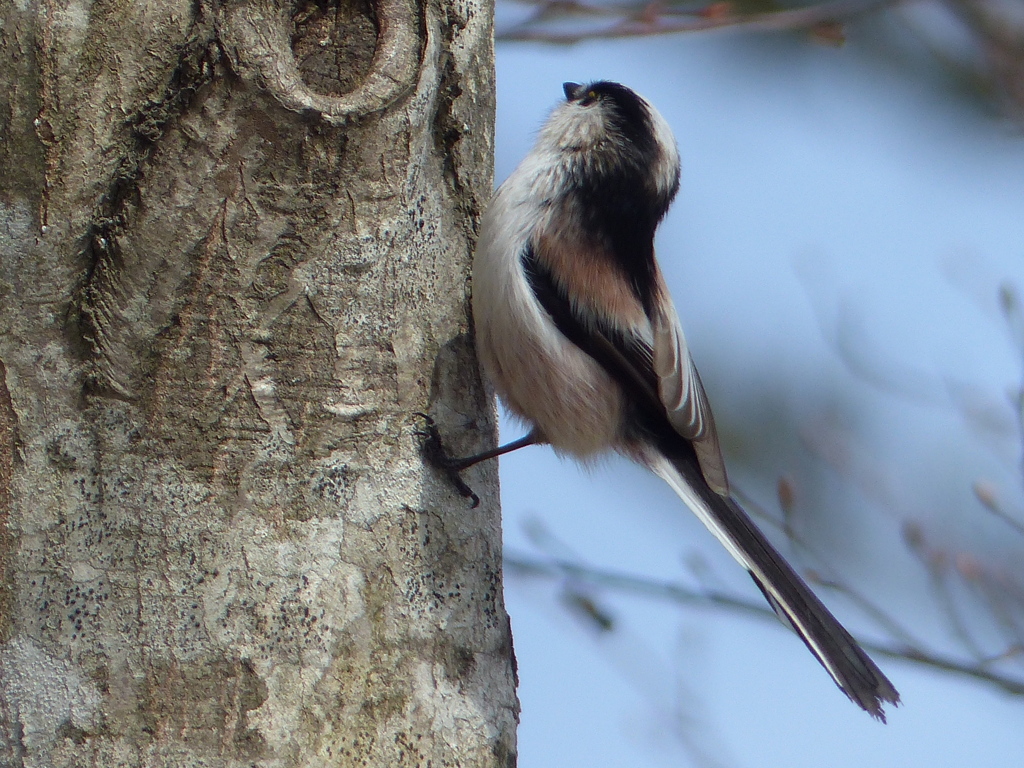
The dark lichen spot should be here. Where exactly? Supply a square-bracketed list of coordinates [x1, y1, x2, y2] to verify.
[439, 643, 475, 683]
[140, 654, 268, 758]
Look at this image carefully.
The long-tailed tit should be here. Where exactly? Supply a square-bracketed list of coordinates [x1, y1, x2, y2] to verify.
[451, 81, 899, 719]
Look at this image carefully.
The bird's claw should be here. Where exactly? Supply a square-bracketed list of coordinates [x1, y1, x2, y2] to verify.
[415, 413, 481, 508]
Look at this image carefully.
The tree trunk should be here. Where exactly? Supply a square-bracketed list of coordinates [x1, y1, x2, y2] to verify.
[0, 0, 516, 766]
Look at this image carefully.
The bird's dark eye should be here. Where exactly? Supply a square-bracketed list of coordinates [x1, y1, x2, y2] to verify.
[580, 90, 599, 106]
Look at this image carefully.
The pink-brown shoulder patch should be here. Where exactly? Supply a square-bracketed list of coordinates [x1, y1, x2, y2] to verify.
[533, 230, 647, 329]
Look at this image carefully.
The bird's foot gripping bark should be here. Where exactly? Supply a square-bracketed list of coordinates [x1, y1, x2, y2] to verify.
[415, 413, 481, 508]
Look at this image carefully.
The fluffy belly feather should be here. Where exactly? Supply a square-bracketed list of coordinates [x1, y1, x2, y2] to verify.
[475, 282, 624, 458]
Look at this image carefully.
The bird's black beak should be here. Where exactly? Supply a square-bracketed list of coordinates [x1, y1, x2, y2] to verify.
[562, 82, 582, 101]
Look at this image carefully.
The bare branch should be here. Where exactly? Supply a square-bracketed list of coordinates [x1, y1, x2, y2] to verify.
[506, 549, 1024, 696]
[499, 0, 899, 43]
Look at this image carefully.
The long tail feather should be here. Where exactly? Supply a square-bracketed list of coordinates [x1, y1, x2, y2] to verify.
[646, 451, 900, 720]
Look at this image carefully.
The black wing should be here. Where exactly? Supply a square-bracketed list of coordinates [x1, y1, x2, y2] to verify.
[521, 242, 900, 719]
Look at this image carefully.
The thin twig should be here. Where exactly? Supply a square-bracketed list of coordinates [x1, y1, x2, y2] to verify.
[732, 484, 927, 648]
[973, 480, 1024, 539]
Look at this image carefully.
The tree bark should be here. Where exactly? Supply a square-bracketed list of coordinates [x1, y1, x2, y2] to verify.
[0, 0, 517, 766]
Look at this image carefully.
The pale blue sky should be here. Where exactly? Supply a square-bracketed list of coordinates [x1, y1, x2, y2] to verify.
[495, 25, 1024, 768]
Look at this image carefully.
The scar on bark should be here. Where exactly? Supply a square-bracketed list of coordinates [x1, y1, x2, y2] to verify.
[218, 0, 422, 125]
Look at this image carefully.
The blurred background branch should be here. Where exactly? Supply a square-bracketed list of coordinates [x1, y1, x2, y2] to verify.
[505, 543, 1024, 696]
[498, 0, 1024, 126]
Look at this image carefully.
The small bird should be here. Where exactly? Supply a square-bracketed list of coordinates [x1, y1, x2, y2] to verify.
[453, 81, 899, 719]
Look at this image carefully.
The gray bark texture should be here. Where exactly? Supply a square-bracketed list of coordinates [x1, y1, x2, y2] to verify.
[0, 0, 518, 766]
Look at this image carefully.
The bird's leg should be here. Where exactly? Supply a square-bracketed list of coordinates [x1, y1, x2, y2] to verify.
[416, 413, 541, 507]
[437, 431, 541, 471]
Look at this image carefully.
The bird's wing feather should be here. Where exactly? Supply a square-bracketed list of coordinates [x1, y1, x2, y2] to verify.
[522, 239, 899, 720]
[521, 240, 662, 406]
[523, 238, 728, 491]
[650, 292, 729, 494]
